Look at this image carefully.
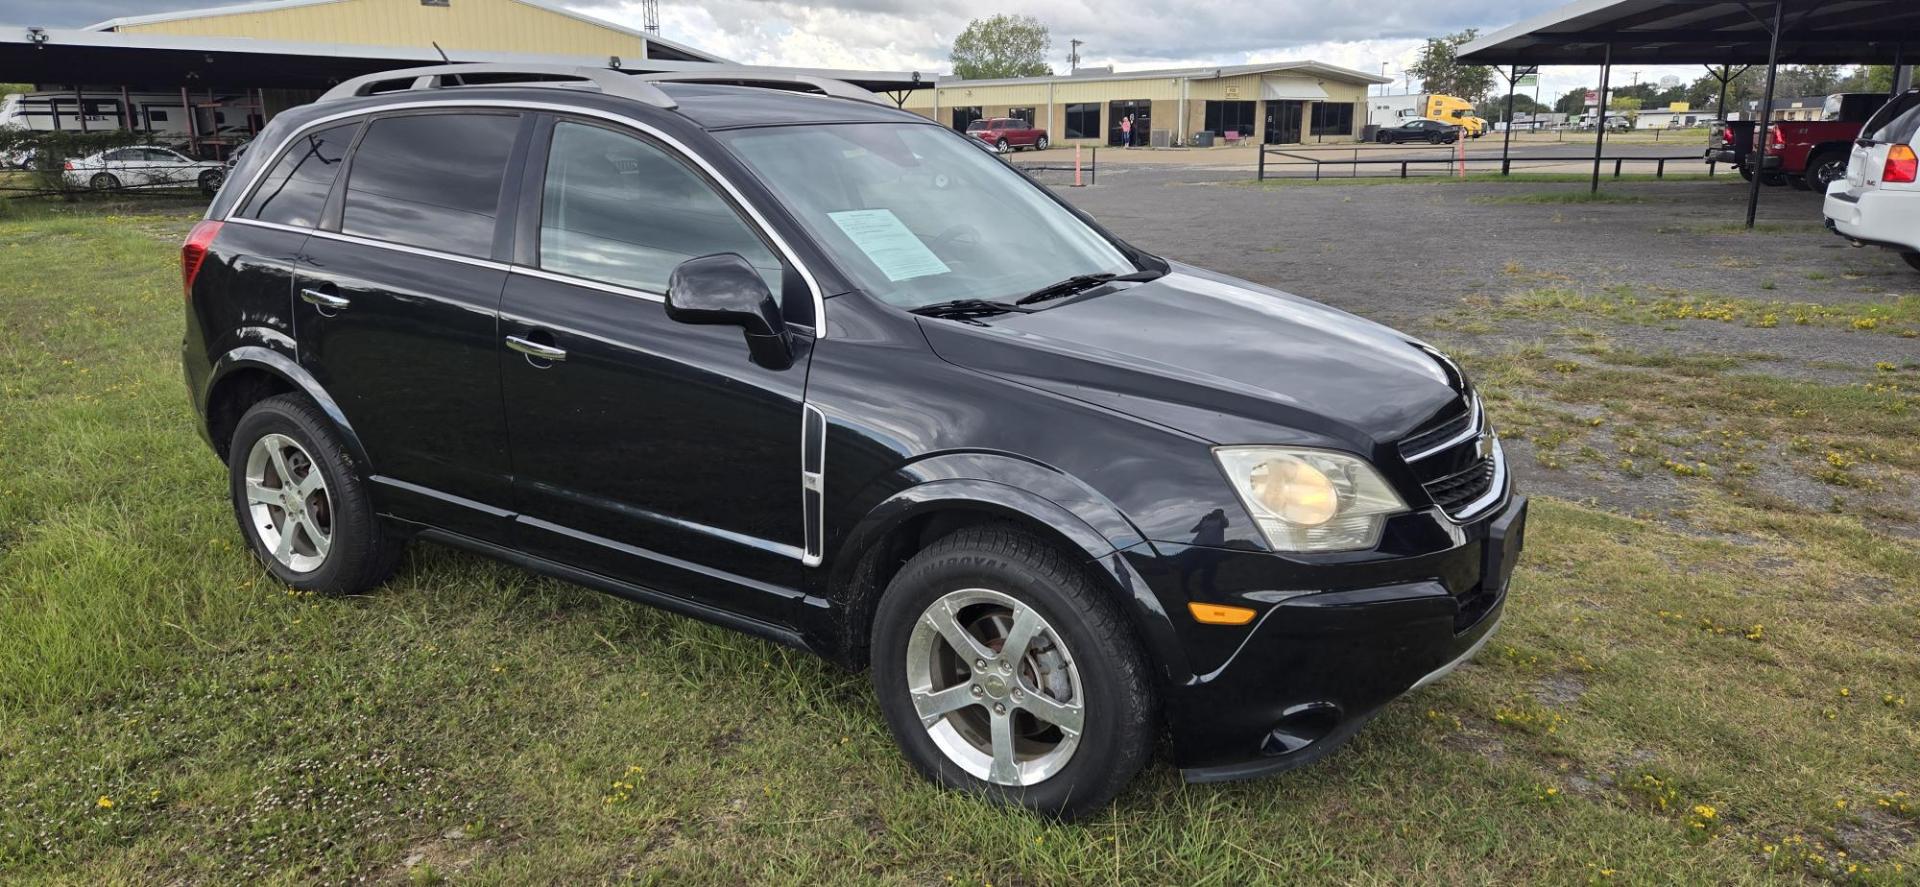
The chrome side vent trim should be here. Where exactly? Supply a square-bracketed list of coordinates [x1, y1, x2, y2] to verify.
[801, 403, 826, 566]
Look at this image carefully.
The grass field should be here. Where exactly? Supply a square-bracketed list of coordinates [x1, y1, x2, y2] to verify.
[2, 199, 1917, 885]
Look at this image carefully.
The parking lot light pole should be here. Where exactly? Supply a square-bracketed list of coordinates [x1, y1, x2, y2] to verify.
[1745, 1, 1784, 229]
[1501, 65, 1520, 175]
[1590, 44, 1612, 194]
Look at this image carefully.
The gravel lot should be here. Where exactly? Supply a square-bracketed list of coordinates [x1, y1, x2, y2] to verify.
[1055, 170, 1920, 533]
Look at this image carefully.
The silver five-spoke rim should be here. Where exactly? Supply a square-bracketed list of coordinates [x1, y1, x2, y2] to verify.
[243, 433, 332, 573]
[906, 588, 1084, 786]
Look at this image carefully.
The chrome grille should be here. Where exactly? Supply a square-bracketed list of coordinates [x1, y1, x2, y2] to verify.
[1400, 393, 1505, 520]
[1425, 457, 1497, 515]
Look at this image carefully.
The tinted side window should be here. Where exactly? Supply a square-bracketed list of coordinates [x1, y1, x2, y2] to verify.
[240, 121, 358, 228]
[539, 121, 785, 303]
[341, 113, 519, 257]
[1865, 93, 1920, 145]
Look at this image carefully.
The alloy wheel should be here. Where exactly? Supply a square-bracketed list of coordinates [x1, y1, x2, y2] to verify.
[243, 433, 333, 573]
[905, 588, 1085, 786]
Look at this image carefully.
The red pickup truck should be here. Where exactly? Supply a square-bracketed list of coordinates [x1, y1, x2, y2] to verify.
[965, 117, 1050, 154]
[1747, 93, 1889, 191]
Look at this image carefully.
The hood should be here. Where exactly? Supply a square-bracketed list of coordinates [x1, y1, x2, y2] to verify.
[918, 264, 1463, 448]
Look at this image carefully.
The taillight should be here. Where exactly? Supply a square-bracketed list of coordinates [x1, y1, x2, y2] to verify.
[1884, 144, 1918, 184]
[63, 160, 73, 170]
[1767, 125, 1784, 150]
[181, 220, 223, 301]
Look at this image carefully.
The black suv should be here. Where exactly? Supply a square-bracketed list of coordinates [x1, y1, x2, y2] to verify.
[183, 64, 1525, 819]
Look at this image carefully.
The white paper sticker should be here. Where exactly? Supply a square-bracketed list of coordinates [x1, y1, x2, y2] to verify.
[827, 209, 951, 282]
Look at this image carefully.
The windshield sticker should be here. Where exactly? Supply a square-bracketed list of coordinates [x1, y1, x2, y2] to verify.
[827, 209, 951, 282]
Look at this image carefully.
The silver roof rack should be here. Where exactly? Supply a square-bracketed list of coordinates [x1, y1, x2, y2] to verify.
[632, 68, 883, 105]
[318, 63, 677, 109]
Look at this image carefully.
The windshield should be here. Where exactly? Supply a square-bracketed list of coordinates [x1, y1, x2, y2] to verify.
[721, 123, 1134, 309]
[965, 120, 988, 131]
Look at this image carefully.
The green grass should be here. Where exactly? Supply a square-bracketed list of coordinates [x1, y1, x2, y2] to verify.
[3, 201, 1918, 883]
[1481, 285, 1920, 338]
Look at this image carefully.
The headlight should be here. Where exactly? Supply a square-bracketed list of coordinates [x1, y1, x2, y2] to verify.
[1213, 447, 1408, 552]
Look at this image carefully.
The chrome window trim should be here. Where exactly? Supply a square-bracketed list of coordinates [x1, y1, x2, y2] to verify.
[511, 264, 665, 304]
[221, 97, 829, 338]
[226, 217, 512, 272]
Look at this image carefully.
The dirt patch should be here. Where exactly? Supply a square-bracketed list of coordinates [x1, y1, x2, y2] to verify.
[1534, 675, 1588, 707]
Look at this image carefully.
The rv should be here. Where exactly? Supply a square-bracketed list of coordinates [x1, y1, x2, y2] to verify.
[0, 90, 242, 139]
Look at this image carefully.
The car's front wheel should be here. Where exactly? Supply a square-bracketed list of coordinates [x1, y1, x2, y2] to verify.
[1035, 136, 1049, 151]
[995, 139, 1010, 154]
[871, 525, 1154, 819]
[228, 393, 404, 594]
[199, 168, 225, 195]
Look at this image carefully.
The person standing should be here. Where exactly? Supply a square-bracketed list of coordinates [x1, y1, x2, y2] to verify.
[1120, 114, 1133, 149]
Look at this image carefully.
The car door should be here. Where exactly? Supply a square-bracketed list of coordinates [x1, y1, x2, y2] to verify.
[147, 148, 194, 188]
[499, 115, 815, 626]
[290, 110, 531, 543]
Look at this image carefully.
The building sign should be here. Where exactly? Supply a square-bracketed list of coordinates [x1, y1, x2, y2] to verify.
[1223, 84, 1241, 99]
[1516, 74, 1538, 88]
[1584, 89, 1599, 107]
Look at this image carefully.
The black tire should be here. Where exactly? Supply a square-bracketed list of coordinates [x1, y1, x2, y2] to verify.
[1035, 136, 1049, 151]
[199, 168, 225, 195]
[1739, 166, 1755, 182]
[1761, 173, 1788, 187]
[1376, 132, 1390, 144]
[871, 525, 1155, 820]
[1806, 152, 1848, 192]
[995, 139, 1010, 154]
[1425, 132, 1441, 144]
[1789, 175, 1812, 191]
[228, 393, 404, 595]
[89, 172, 120, 191]
[1902, 252, 1920, 273]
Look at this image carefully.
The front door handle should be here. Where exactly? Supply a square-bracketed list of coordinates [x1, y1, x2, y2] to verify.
[505, 335, 567, 363]
[300, 288, 350, 311]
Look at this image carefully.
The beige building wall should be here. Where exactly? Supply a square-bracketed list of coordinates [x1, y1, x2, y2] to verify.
[903, 71, 1373, 147]
[112, 0, 649, 59]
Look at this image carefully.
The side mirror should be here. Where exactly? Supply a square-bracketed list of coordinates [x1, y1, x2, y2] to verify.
[666, 253, 793, 370]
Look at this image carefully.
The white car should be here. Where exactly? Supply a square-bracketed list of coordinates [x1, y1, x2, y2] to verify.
[1824, 88, 1920, 272]
[63, 146, 227, 194]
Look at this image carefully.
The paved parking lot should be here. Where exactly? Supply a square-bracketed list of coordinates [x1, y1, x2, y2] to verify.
[1057, 171, 1920, 534]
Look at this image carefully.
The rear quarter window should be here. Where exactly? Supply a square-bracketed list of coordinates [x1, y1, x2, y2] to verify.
[1864, 93, 1920, 145]
[340, 113, 520, 257]
[238, 121, 359, 228]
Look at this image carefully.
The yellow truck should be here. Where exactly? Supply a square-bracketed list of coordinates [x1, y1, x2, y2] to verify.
[1419, 95, 1489, 138]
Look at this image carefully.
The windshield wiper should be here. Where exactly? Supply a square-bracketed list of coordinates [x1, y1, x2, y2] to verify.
[1015, 269, 1164, 306]
[909, 298, 1033, 319]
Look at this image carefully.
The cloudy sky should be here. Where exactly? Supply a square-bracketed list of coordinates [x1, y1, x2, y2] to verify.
[3, 0, 1711, 104]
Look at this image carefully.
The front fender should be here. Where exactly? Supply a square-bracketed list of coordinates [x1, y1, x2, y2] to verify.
[204, 345, 368, 466]
[825, 452, 1193, 686]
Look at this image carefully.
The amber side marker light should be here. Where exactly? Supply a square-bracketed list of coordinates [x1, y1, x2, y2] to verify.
[1188, 602, 1257, 625]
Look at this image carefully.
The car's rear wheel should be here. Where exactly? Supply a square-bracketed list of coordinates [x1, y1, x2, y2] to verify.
[871, 525, 1154, 820]
[1902, 252, 1920, 273]
[199, 168, 225, 195]
[1425, 132, 1441, 144]
[1789, 175, 1812, 191]
[1739, 166, 1755, 182]
[1761, 172, 1788, 187]
[228, 393, 404, 594]
[88, 172, 120, 191]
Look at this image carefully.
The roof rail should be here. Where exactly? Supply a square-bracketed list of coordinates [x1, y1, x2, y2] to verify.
[318, 63, 677, 109]
[632, 68, 883, 105]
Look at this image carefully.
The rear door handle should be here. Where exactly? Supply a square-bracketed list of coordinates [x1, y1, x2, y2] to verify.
[300, 288, 350, 311]
[505, 335, 567, 362]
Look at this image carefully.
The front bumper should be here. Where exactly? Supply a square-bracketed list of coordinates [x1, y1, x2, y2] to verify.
[1824, 188, 1920, 253]
[1141, 494, 1528, 781]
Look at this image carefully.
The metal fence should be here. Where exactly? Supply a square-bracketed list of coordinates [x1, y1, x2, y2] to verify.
[1256, 145, 1710, 182]
[1009, 147, 1097, 187]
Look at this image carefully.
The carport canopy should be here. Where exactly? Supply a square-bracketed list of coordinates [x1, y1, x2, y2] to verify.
[1459, 0, 1920, 227]
[1458, 0, 1920, 66]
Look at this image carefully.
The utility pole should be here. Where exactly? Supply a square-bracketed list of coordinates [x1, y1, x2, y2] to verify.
[641, 0, 658, 34]
[1068, 39, 1083, 74]
[1379, 62, 1389, 96]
